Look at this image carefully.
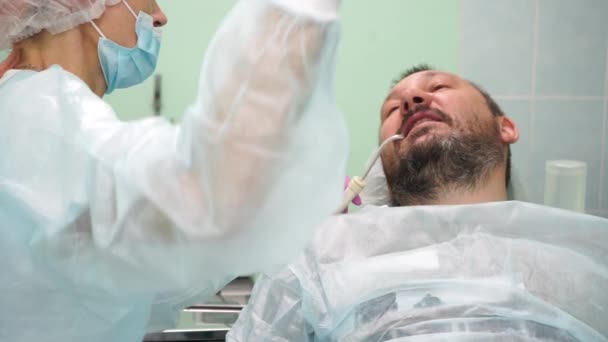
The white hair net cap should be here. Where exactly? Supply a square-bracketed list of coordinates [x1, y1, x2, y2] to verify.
[0, 0, 121, 50]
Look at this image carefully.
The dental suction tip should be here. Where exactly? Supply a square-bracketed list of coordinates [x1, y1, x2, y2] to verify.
[380, 134, 404, 148]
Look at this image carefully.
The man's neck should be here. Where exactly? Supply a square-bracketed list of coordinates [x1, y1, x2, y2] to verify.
[401, 170, 509, 206]
[428, 184, 508, 206]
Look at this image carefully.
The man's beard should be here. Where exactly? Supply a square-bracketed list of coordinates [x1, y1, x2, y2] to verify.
[385, 119, 505, 206]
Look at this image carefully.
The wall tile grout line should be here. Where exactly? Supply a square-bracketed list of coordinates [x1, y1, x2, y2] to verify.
[528, 0, 540, 185]
[457, 0, 464, 75]
[599, 43, 608, 209]
[495, 95, 604, 101]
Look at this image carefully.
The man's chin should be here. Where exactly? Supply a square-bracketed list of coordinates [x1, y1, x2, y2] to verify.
[409, 132, 439, 144]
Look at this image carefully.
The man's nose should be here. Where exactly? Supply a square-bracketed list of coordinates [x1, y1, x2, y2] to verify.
[401, 89, 432, 115]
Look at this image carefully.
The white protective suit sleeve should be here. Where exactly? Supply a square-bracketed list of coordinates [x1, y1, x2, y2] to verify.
[0, 0, 346, 296]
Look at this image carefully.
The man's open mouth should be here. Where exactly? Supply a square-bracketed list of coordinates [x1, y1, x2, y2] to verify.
[401, 110, 445, 138]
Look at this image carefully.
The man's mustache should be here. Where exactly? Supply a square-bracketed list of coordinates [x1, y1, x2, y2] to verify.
[397, 105, 452, 135]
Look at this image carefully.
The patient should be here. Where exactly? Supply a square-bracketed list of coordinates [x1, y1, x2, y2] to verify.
[227, 65, 608, 341]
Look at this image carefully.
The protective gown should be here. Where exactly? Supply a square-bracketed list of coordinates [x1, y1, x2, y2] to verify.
[228, 201, 608, 341]
[0, 0, 346, 341]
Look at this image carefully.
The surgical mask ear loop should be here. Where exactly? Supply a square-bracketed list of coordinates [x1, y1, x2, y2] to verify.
[121, 0, 139, 19]
[335, 134, 404, 214]
[89, 0, 138, 38]
[89, 21, 107, 39]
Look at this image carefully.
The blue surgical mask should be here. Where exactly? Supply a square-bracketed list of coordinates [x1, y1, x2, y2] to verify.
[90, 1, 162, 94]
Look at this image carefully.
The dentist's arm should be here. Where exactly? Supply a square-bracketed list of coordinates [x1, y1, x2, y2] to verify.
[44, 0, 347, 293]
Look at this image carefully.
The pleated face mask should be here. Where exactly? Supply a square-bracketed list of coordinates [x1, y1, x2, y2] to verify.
[91, 0, 162, 94]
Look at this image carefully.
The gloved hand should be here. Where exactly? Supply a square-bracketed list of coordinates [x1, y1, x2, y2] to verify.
[341, 176, 362, 214]
[271, 0, 342, 20]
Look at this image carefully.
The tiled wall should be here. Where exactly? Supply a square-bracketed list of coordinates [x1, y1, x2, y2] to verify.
[460, 0, 608, 217]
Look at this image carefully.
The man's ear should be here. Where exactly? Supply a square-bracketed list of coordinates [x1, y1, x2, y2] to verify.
[498, 116, 519, 144]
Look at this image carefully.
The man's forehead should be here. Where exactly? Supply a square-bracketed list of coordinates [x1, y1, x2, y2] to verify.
[399, 70, 461, 86]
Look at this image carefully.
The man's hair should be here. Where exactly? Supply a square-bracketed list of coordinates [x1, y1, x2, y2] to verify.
[392, 64, 512, 187]
[392, 64, 435, 85]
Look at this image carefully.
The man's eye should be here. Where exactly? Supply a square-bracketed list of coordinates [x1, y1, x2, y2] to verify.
[384, 107, 399, 119]
[433, 84, 448, 92]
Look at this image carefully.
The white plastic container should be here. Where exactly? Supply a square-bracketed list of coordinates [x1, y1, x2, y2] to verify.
[544, 160, 587, 213]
